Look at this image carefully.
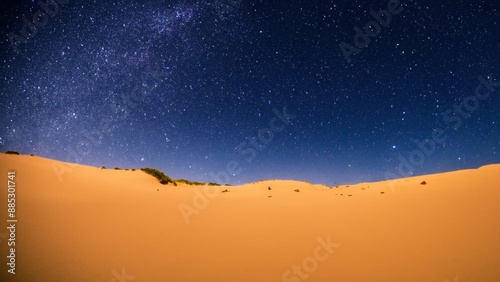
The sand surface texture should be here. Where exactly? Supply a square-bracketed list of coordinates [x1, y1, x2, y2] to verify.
[1, 154, 499, 281]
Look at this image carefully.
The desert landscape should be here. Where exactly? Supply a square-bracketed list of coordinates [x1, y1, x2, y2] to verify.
[2, 0, 500, 281]
[1, 152, 499, 281]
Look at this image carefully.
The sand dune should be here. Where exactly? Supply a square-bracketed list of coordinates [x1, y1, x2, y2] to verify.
[1, 154, 500, 281]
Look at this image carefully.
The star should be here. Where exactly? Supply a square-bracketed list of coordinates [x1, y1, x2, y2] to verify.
[0, 0, 498, 185]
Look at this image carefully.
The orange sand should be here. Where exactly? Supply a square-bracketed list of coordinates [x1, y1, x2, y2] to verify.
[1, 154, 499, 281]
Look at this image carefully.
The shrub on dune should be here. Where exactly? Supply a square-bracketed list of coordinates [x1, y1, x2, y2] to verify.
[176, 179, 208, 186]
[176, 179, 199, 185]
[176, 179, 191, 185]
[4, 151, 20, 155]
[141, 167, 176, 186]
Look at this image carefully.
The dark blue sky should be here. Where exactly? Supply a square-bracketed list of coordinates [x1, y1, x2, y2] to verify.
[1, 0, 499, 185]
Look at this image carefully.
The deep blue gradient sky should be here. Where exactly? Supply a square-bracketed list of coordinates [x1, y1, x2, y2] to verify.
[1, 0, 500, 185]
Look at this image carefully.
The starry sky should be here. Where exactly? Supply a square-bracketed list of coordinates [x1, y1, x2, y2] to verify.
[1, 0, 500, 185]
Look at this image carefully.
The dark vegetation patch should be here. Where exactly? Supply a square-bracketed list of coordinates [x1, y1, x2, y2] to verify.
[141, 167, 176, 185]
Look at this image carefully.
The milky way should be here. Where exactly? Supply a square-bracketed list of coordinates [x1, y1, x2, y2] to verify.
[1, 0, 500, 185]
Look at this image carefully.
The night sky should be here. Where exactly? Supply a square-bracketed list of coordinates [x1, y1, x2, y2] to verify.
[1, 0, 499, 185]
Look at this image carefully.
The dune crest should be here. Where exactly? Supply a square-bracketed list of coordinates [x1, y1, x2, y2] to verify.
[1, 154, 500, 281]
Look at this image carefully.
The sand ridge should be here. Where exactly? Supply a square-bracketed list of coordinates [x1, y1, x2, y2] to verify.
[1, 154, 499, 281]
